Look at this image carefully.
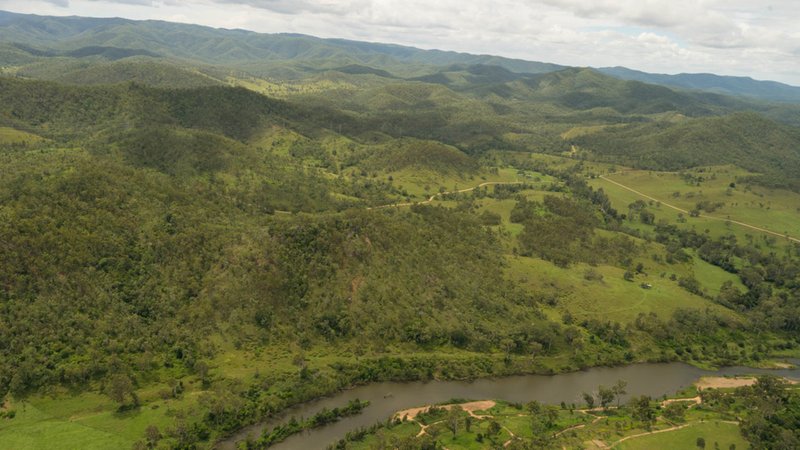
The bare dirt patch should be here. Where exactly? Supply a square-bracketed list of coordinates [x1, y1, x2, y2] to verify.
[695, 376, 757, 390]
[661, 396, 701, 407]
[696, 376, 799, 390]
[394, 400, 496, 421]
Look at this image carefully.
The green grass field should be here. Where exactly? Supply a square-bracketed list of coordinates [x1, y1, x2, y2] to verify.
[517, 153, 800, 250]
[505, 256, 738, 324]
[386, 166, 533, 200]
[0, 384, 203, 450]
[409, 171, 747, 325]
[463, 178, 745, 324]
[0, 405, 130, 450]
[616, 420, 748, 450]
[591, 166, 800, 248]
[526, 152, 618, 175]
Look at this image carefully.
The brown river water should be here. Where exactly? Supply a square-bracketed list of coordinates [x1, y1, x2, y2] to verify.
[217, 361, 799, 450]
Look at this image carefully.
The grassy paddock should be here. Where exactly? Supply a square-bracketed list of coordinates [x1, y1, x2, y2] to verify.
[505, 256, 737, 324]
[616, 420, 748, 450]
[591, 166, 800, 248]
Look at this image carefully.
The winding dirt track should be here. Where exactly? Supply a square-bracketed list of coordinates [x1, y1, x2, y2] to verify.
[598, 174, 800, 244]
[273, 181, 523, 215]
[275, 181, 524, 214]
[392, 397, 741, 449]
[607, 422, 696, 448]
[277, 172, 800, 247]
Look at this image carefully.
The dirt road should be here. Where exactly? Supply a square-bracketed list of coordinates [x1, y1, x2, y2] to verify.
[598, 174, 800, 244]
[369, 181, 524, 210]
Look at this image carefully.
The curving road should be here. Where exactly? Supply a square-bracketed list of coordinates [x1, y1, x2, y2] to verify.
[270, 181, 524, 215]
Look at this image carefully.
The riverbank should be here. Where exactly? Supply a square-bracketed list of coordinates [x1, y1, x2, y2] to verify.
[217, 361, 800, 449]
[334, 374, 800, 449]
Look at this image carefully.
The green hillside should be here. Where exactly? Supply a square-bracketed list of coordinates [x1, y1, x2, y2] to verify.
[16, 59, 222, 88]
[573, 112, 800, 189]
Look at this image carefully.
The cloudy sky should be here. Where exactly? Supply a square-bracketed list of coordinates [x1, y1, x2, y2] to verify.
[2, 0, 799, 85]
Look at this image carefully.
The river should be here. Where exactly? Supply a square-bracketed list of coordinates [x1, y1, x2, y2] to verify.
[218, 361, 799, 450]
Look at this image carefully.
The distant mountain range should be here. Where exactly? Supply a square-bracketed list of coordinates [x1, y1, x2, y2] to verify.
[598, 66, 800, 104]
[0, 10, 563, 78]
[0, 9, 799, 104]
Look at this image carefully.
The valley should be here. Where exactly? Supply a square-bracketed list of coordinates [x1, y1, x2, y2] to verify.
[1, 9, 800, 450]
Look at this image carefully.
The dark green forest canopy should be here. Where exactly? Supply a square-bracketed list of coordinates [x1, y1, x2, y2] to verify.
[0, 78, 291, 140]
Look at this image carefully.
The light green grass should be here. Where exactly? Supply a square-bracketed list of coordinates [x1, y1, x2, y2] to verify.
[592, 167, 800, 248]
[432, 419, 511, 450]
[388, 167, 528, 200]
[505, 256, 737, 323]
[474, 189, 566, 241]
[0, 381, 204, 450]
[688, 252, 746, 297]
[347, 421, 421, 449]
[616, 420, 748, 450]
[0, 127, 45, 145]
[0, 401, 130, 450]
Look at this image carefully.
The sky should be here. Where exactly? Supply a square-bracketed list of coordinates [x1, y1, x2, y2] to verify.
[1, 0, 799, 85]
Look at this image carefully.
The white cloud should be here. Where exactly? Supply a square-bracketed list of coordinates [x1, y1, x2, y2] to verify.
[28, 0, 69, 6]
[1, 0, 798, 84]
